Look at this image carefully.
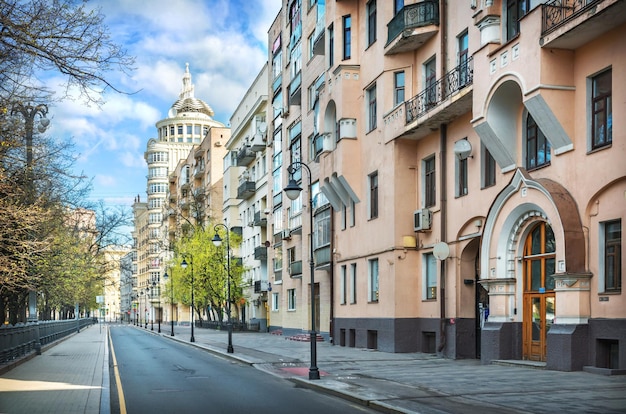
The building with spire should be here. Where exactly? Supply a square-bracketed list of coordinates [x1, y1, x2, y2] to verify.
[133, 64, 228, 327]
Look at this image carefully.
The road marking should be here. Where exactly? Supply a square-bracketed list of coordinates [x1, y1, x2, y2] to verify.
[108, 329, 127, 414]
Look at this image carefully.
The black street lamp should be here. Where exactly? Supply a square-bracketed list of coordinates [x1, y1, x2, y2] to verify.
[145, 287, 149, 328]
[153, 280, 161, 333]
[163, 269, 175, 337]
[11, 103, 49, 354]
[284, 161, 320, 380]
[181, 256, 195, 342]
[212, 224, 234, 354]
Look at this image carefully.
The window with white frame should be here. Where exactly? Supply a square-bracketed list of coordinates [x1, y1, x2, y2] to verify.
[368, 258, 379, 302]
[394, 71, 405, 106]
[424, 253, 437, 300]
[272, 292, 279, 311]
[350, 263, 357, 304]
[287, 288, 296, 310]
[340, 265, 347, 305]
[369, 171, 378, 219]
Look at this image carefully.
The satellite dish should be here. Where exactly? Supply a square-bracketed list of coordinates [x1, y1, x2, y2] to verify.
[433, 242, 450, 260]
[258, 122, 267, 134]
[453, 139, 472, 160]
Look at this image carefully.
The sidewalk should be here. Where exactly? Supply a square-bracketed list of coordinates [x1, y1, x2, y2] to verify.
[1, 322, 625, 413]
[0, 323, 108, 414]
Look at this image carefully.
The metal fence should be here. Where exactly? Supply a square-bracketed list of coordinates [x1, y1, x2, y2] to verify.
[195, 320, 260, 332]
[0, 318, 94, 364]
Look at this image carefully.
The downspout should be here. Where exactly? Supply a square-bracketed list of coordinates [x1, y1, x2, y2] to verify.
[329, 208, 335, 344]
[438, 123, 448, 353]
[437, 0, 448, 354]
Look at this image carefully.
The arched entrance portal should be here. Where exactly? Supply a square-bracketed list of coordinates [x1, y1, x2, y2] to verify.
[522, 222, 556, 361]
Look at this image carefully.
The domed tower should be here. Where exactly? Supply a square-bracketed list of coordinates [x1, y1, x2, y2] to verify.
[140, 64, 226, 315]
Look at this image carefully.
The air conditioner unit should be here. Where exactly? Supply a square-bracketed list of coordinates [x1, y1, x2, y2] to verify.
[282, 229, 291, 240]
[414, 209, 432, 232]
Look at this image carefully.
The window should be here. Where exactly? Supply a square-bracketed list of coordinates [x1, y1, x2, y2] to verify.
[368, 258, 379, 302]
[526, 113, 551, 170]
[366, 83, 377, 131]
[424, 155, 436, 208]
[272, 292, 279, 311]
[456, 142, 468, 197]
[394, 0, 404, 15]
[483, 147, 496, 188]
[367, 0, 376, 47]
[424, 253, 437, 299]
[603, 220, 621, 292]
[350, 263, 357, 304]
[177, 125, 183, 135]
[458, 31, 469, 87]
[340, 265, 347, 305]
[287, 288, 296, 310]
[369, 171, 378, 219]
[424, 58, 437, 106]
[394, 71, 405, 106]
[328, 24, 334, 67]
[591, 69, 612, 150]
[308, 31, 314, 60]
[342, 15, 351, 60]
[506, 0, 530, 41]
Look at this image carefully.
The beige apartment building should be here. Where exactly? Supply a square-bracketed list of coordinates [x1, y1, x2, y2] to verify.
[264, 0, 624, 372]
[222, 64, 271, 330]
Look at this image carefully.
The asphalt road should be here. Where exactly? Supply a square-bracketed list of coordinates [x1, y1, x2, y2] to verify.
[109, 325, 376, 414]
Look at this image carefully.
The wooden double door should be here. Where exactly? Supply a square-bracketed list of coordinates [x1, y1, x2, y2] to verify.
[522, 222, 556, 362]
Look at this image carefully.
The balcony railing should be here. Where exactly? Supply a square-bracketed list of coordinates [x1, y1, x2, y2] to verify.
[236, 146, 255, 166]
[542, 0, 601, 34]
[288, 71, 302, 106]
[387, 1, 439, 45]
[289, 260, 302, 277]
[237, 181, 256, 200]
[254, 246, 268, 261]
[406, 57, 473, 124]
[253, 211, 267, 227]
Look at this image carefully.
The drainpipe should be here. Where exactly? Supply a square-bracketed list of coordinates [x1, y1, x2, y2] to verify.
[438, 123, 448, 353]
[329, 208, 334, 344]
[437, 0, 448, 354]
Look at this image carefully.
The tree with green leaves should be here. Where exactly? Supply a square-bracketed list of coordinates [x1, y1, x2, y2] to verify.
[170, 224, 244, 326]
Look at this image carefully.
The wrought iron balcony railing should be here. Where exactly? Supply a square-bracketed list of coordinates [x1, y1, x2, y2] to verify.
[405, 56, 473, 124]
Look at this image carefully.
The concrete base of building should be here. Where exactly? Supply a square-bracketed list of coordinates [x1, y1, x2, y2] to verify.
[332, 317, 480, 357]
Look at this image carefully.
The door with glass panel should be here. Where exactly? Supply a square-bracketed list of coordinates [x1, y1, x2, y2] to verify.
[522, 222, 556, 362]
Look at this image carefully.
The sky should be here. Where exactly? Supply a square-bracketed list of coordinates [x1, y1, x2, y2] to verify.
[46, 0, 282, 210]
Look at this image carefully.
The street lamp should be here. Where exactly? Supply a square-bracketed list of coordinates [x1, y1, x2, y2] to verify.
[284, 161, 320, 380]
[11, 103, 49, 354]
[152, 280, 161, 333]
[181, 256, 195, 342]
[145, 287, 150, 328]
[212, 224, 234, 354]
[163, 269, 175, 337]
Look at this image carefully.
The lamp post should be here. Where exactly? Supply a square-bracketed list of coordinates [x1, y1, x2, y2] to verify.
[212, 224, 234, 354]
[152, 280, 161, 333]
[181, 256, 195, 342]
[11, 103, 49, 354]
[163, 269, 175, 337]
[145, 287, 149, 328]
[284, 161, 320, 380]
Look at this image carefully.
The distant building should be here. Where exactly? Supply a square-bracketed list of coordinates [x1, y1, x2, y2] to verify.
[133, 64, 228, 327]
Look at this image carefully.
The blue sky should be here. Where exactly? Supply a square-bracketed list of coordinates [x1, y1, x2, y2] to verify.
[47, 0, 281, 209]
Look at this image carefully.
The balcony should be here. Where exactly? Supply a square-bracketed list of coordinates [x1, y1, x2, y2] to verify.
[194, 165, 204, 178]
[288, 71, 302, 106]
[253, 211, 267, 227]
[385, 1, 439, 55]
[254, 246, 267, 261]
[237, 180, 256, 200]
[540, 0, 626, 49]
[289, 260, 302, 277]
[539, 0, 626, 50]
[391, 57, 472, 142]
[236, 146, 256, 166]
[314, 245, 331, 269]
